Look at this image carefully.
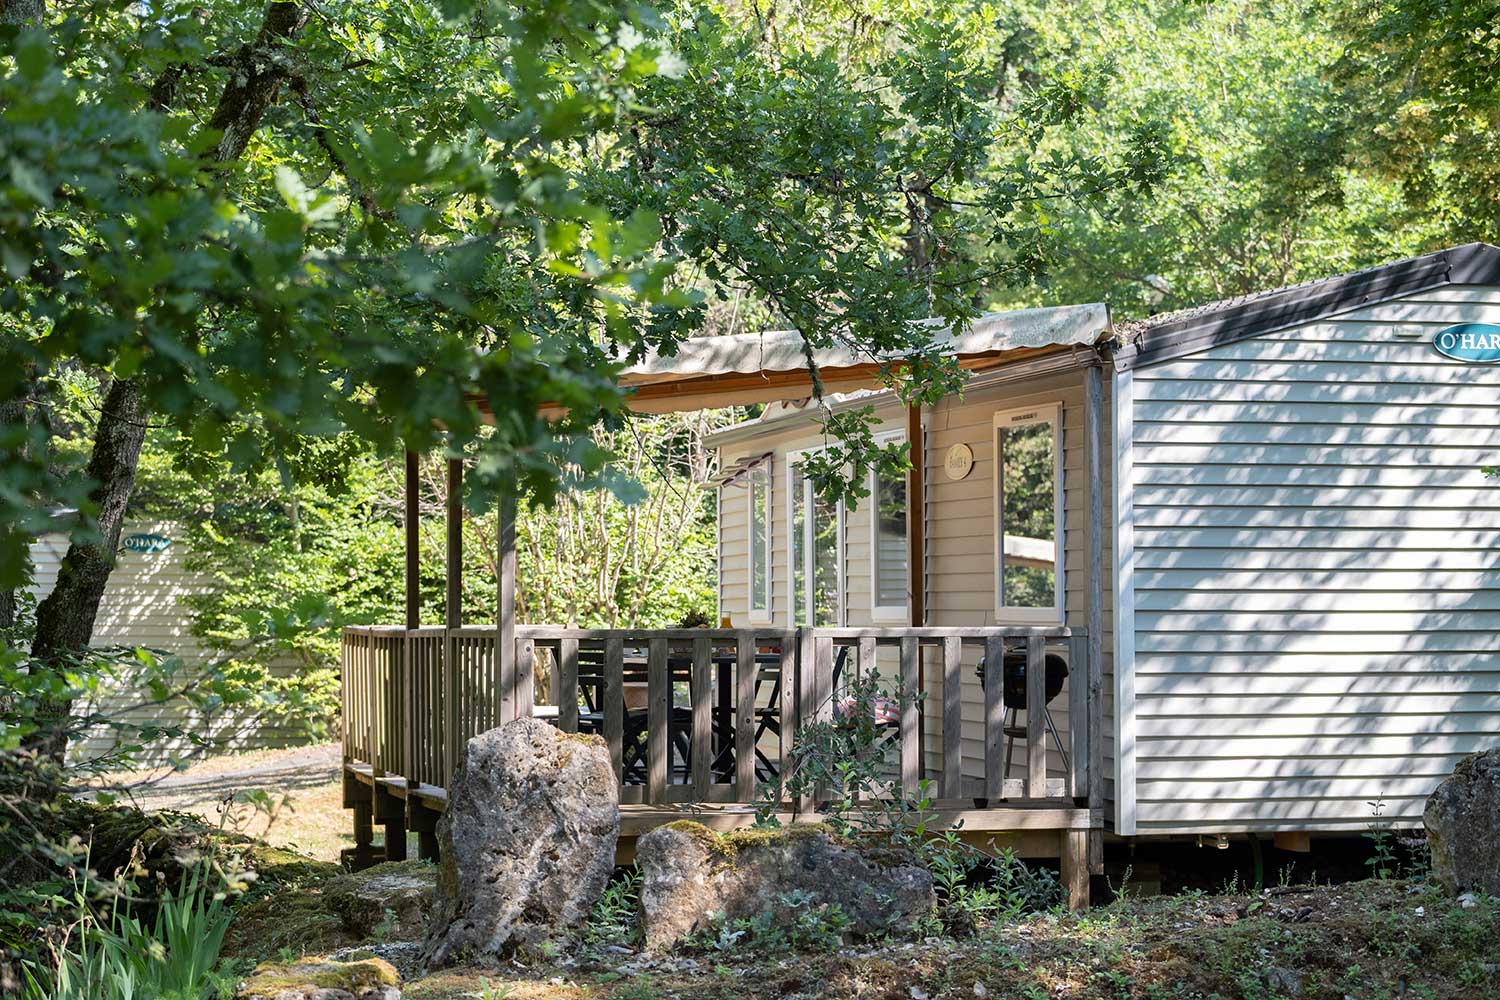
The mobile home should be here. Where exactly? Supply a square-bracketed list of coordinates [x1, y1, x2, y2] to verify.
[339, 243, 1500, 903]
[710, 241, 1500, 838]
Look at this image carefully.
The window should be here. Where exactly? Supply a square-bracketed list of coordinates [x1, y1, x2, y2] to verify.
[789, 452, 843, 626]
[747, 466, 771, 620]
[871, 432, 907, 619]
[993, 403, 1063, 622]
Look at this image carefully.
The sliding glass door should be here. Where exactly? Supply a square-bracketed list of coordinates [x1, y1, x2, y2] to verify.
[789, 453, 843, 626]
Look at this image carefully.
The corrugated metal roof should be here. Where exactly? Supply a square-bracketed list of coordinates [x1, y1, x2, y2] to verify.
[622, 303, 1109, 382]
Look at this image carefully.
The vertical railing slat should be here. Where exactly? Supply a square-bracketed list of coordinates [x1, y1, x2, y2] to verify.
[779, 631, 800, 800]
[1069, 632, 1088, 800]
[691, 635, 712, 798]
[941, 636, 963, 799]
[813, 634, 834, 802]
[899, 636, 920, 798]
[604, 636, 625, 786]
[735, 631, 755, 800]
[516, 635, 536, 723]
[984, 635, 1005, 800]
[1026, 634, 1046, 797]
[647, 637, 669, 803]
[559, 638, 579, 732]
[444, 631, 459, 785]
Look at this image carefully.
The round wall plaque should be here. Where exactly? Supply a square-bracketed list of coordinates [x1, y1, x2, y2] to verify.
[944, 443, 974, 481]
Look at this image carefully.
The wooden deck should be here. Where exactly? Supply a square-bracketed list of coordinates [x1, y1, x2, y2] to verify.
[340, 623, 1104, 906]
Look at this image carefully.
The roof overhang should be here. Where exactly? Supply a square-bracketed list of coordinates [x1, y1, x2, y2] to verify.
[610, 303, 1110, 415]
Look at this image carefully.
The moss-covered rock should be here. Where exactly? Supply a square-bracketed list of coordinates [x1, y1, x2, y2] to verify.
[324, 861, 436, 940]
[224, 859, 434, 960]
[235, 956, 400, 999]
[635, 822, 932, 951]
[224, 883, 356, 961]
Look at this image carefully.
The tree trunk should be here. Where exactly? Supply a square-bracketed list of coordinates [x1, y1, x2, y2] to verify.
[27, 378, 147, 761]
[22, 1, 308, 765]
[207, 1, 306, 163]
[0, 0, 44, 27]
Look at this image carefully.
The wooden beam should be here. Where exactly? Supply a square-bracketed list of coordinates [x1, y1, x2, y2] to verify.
[906, 403, 924, 628]
[498, 493, 517, 721]
[445, 458, 462, 628]
[1084, 364, 1105, 866]
[1061, 829, 1090, 910]
[907, 404, 926, 782]
[1274, 831, 1312, 853]
[405, 451, 420, 629]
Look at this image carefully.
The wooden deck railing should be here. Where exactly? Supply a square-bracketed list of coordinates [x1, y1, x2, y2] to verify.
[340, 622, 1096, 810]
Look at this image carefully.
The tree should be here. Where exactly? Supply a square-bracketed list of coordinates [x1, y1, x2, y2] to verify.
[984, 0, 1476, 317]
[1329, 0, 1500, 238]
[1, 0, 1162, 760]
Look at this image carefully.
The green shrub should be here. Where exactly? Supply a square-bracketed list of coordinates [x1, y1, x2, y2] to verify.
[18, 855, 235, 1000]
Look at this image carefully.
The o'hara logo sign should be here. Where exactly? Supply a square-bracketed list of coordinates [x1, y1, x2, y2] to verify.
[122, 532, 172, 553]
[1433, 323, 1500, 363]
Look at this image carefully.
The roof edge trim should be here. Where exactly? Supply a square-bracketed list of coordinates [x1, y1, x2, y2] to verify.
[1114, 242, 1500, 372]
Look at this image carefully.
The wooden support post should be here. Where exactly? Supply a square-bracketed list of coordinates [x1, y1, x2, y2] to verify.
[349, 803, 373, 869]
[373, 783, 407, 862]
[1061, 829, 1090, 910]
[407, 799, 440, 862]
[445, 458, 463, 628]
[906, 403, 924, 629]
[906, 404, 926, 778]
[405, 451, 420, 630]
[1084, 364, 1106, 874]
[1275, 831, 1312, 853]
[498, 493, 517, 722]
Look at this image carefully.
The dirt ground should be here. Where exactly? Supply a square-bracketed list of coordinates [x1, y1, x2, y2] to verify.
[387, 880, 1500, 1000]
[92, 742, 371, 861]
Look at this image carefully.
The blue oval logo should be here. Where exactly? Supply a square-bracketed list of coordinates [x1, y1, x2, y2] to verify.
[123, 532, 172, 553]
[1433, 323, 1500, 363]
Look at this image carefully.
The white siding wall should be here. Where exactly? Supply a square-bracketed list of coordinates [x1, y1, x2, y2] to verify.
[1125, 285, 1500, 833]
[28, 522, 305, 764]
[717, 370, 1116, 804]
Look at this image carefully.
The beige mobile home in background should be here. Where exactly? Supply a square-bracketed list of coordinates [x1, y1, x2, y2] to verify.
[712, 242, 1500, 841]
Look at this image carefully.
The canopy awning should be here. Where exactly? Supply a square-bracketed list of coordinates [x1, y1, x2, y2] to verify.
[612, 303, 1109, 413]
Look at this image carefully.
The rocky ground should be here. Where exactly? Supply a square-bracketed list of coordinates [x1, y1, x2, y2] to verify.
[224, 855, 1497, 1000]
[76, 747, 1500, 999]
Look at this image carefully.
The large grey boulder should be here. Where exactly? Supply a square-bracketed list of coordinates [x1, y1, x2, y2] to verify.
[636, 822, 934, 952]
[423, 718, 619, 965]
[1425, 747, 1500, 896]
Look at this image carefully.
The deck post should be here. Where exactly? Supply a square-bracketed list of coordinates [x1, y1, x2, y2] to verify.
[1060, 829, 1090, 910]
[405, 451, 420, 629]
[906, 404, 926, 778]
[407, 798, 440, 862]
[497, 493, 517, 721]
[403, 451, 419, 779]
[1084, 363, 1106, 874]
[351, 798, 373, 858]
[374, 782, 407, 862]
[445, 458, 463, 628]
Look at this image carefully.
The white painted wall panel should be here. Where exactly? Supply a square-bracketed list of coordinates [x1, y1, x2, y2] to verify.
[28, 522, 307, 765]
[1127, 285, 1500, 833]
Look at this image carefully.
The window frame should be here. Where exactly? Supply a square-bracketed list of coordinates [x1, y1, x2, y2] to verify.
[746, 464, 773, 623]
[992, 402, 1065, 625]
[786, 447, 846, 628]
[869, 429, 909, 622]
